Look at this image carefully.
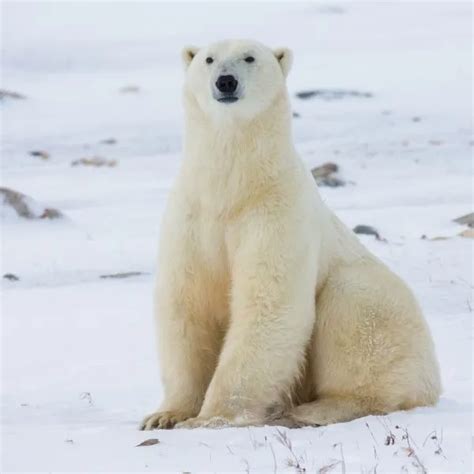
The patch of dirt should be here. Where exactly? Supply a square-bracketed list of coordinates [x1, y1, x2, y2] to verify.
[119, 85, 140, 94]
[71, 156, 117, 167]
[100, 272, 146, 279]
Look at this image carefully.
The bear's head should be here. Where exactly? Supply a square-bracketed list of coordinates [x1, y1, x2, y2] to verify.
[182, 40, 292, 122]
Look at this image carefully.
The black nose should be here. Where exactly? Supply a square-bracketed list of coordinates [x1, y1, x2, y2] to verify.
[216, 75, 238, 94]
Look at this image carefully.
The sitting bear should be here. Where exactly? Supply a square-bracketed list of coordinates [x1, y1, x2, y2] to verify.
[141, 40, 441, 430]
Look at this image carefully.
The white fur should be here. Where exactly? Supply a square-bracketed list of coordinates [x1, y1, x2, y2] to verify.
[141, 40, 441, 430]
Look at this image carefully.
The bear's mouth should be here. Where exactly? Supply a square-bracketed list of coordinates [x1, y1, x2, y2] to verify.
[217, 96, 239, 103]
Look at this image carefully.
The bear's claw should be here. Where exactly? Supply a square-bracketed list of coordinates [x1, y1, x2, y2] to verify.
[140, 410, 194, 430]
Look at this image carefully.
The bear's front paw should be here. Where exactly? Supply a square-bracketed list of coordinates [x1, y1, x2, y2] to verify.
[140, 410, 194, 430]
[175, 415, 232, 429]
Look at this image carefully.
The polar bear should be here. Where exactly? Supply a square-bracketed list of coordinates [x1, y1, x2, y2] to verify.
[141, 40, 441, 430]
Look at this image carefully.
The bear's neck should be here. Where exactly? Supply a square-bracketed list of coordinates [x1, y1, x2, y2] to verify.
[182, 92, 298, 215]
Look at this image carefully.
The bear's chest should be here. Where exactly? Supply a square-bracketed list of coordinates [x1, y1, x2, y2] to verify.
[192, 212, 233, 323]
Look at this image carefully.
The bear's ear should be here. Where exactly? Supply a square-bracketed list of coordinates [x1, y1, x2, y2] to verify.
[182, 46, 200, 68]
[273, 48, 293, 78]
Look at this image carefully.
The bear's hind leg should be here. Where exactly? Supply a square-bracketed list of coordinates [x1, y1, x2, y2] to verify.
[298, 262, 441, 428]
[286, 397, 378, 427]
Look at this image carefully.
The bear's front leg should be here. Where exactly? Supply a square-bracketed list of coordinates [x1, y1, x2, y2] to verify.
[141, 274, 224, 430]
[178, 213, 318, 428]
[141, 210, 225, 430]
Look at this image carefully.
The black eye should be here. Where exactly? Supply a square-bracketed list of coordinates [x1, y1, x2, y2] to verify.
[244, 56, 255, 63]
[206, 57, 213, 64]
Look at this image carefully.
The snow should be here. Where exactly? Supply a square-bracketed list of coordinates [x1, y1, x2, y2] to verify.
[1, 1, 472, 472]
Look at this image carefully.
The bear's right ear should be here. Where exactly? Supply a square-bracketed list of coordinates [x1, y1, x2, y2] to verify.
[182, 46, 200, 68]
[273, 48, 293, 78]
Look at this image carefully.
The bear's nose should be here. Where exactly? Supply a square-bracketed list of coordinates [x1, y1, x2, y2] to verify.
[216, 75, 238, 94]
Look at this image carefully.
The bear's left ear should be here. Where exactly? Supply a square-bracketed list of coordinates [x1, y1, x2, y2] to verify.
[273, 48, 293, 78]
[182, 46, 200, 68]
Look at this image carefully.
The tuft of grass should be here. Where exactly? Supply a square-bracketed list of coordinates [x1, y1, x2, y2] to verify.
[274, 429, 306, 473]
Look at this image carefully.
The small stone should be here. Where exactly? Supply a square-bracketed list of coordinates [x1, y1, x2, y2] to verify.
[100, 138, 117, 145]
[311, 162, 346, 187]
[119, 85, 140, 94]
[41, 208, 63, 219]
[311, 162, 339, 178]
[136, 438, 160, 447]
[29, 150, 50, 160]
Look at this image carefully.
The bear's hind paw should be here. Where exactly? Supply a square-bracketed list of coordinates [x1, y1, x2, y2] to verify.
[175, 415, 232, 429]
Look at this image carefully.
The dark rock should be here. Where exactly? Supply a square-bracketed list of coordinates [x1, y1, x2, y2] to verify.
[0, 89, 26, 100]
[0, 187, 63, 220]
[3, 273, 19, 281]
[353, 225, 384, 241]
[453, 212, 474, 228]
[29, 150, 50, 160]
[296, 89, 373, 101]
[1, 188, 36, 218]
[292, 112, 300, 118]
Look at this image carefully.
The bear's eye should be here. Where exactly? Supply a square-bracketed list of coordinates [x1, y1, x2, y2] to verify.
[244, 56, 255, 63]
[206, 57, 214, 64]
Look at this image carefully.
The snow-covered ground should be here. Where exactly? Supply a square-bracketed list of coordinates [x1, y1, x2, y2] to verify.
[1, 1, 472, 472]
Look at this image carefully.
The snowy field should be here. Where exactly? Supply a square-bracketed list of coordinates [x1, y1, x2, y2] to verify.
[1, 1, 472, 472]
